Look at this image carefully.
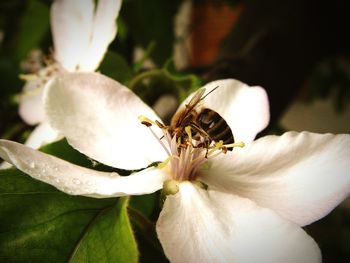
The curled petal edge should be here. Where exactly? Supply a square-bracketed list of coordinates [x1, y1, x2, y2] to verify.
[0, 139, 166, 198]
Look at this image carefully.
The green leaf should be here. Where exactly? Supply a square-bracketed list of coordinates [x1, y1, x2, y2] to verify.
[69, 197, 138, 263]
[40, 139, 92, 167]
[130, 193, 157, 218]
[99, 51, 133, 84]
[16, 0, 50, 60]
[128, 207, 168, 263]
[0, 169, 138, 263]
[39, 139, 129, 175]
[122, 0, 181, 65]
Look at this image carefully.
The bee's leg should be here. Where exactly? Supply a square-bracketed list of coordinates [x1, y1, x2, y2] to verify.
[204, 138, 211, 158]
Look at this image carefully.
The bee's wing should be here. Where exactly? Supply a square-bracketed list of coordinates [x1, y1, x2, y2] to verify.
[186, 88, 206, 111]
[173, 89, 206, 128]
[172, 87, 218, 129]
[187, 86, 219, 109]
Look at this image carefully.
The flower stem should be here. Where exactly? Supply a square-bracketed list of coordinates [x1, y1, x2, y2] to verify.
[128, 69, 163, 91]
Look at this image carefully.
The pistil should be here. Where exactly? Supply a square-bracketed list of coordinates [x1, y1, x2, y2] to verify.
[139, 117, 245, 195]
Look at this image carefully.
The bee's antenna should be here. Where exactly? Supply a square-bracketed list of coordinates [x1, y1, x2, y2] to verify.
[201, 86, 219, 101]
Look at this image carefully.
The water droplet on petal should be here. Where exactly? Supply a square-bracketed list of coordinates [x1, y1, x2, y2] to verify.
[29, 161, 35, 169]
[55, 178, 60, 184]
[72, 178, 81, 185]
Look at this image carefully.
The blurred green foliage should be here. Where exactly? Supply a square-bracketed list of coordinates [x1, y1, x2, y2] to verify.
[121, 0, 181, 66]
[16, 0, 49, 61]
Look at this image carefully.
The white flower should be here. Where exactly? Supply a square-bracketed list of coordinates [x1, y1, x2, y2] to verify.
[19, 0, 122, 149]
[1, 72, 350, 262]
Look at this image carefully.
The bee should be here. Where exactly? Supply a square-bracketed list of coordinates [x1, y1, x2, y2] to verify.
[169, 87, 234, 150]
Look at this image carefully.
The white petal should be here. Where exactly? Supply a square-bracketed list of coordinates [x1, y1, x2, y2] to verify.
[201, 131, 350, 226]
[51, 0, 94, 71]
[157, 182, 321, 263]
[79, 0, 122, 71]
[0, 161, 11, 169]
[19, 79, 45, 125]
[24, 122, 62, 149]
[177, 79, 269, 143]
[44, 72, 167, 170]
[0, 139, 166, 198]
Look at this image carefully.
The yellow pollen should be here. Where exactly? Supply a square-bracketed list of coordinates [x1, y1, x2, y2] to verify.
[185, 126, 192, 142]
[207, 140, 224, 155]
[138, 115, 154, 124]
[19, 73, 37, 81]
[207, 140, 245, 156]
[177, 136, 181, 145]
[224, 141, 245, 149]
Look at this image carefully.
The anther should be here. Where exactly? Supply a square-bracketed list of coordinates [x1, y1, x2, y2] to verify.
[185, 126, 193, 143]
[139, 115, 171, 155]
[19, 74, 37, 81]
[155, 120, 166, 129]
[207, 140, 224, 156]
[224, 141, 245, 149]
[141, 121, 152, 127]
[138, 115, 155, 126]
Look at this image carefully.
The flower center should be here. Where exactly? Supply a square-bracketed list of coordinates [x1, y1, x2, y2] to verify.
[139, 115, 245, 194]
[19, 61, 62, 100]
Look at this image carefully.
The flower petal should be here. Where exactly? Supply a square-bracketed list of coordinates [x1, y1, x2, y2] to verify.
[79, 0, 122, 71]
[0, 139, 166, 197]
[24, 122, 61, 149]
[19, 79, 45, 125]
[44, 72, 167, 170]
[201, 131, 350, 226]
[178, 79, 269, 143]
[51, 0, 94, 71]
[157, 182, 321, 263]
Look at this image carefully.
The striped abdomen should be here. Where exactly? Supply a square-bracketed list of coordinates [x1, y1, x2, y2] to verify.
[196, 108, 234, 146]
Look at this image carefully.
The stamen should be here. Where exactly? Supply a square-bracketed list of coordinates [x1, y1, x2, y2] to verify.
[185, 126, 192, 143]
[224, 141, 245, 149]
[155, 120, 166, 129]
[139, 116, 171, 156]
[207, 140, 224, 156]
[138, 115, 157, 127]
[177, 136, 182, 146]
[19, 73, 37, 81]
[138, 114, 243, 185]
